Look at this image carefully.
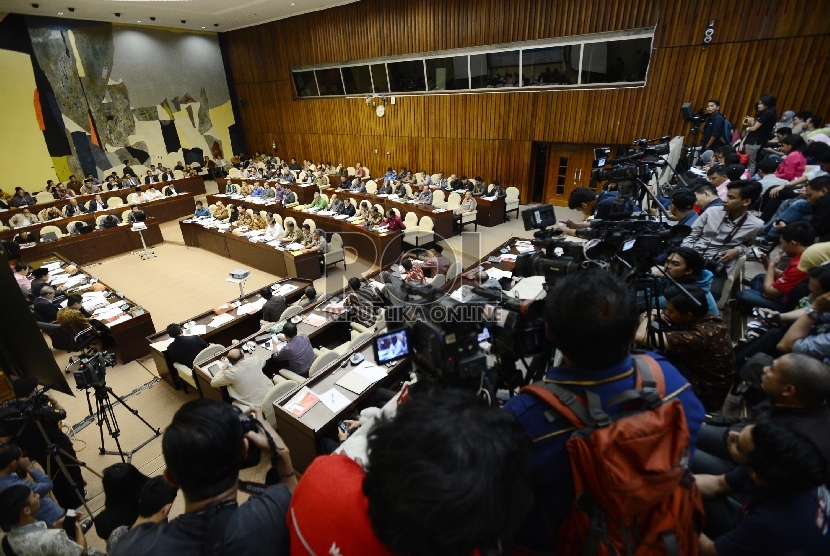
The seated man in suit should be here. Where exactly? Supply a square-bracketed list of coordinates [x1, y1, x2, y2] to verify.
[165, 182, 181, 195]
[33, 286, 60, 322]
[282, 186, 297, 205]
[9, 208, 38, 229]
[267, 323, 315, 379]
[349, 178, 366, 193]
[64, 198, 87, 217]
[10, 187, 36, 207]
[339, 198, 356, 217]
[159, 168, 175, 182]
[393, 180, 409, 199]
[127, 205, 147, 223]
[122, 174, 141, 188]
[14, 230, 39, 247]
[29, 268, 60, 298]
[328, 194, 344, 214]
[88, 194, 109, 212]
[144, 171, 159, 185]
[417, 184, 433, 205]
[262, 183, 276, 200]
[165, 323, 208, 370]
[260, 287, 287, 323]
[210, 348, 273, 409]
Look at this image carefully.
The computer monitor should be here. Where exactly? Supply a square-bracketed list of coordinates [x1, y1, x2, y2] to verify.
[373, 328, 410, 364]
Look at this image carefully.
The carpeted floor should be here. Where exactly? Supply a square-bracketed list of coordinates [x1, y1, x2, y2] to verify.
[39, 178, 555, 550]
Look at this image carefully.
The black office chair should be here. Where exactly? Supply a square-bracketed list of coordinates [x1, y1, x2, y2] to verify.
[37, 323, 101, 370]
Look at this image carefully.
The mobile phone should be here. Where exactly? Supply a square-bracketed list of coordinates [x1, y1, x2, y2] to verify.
[752, 247, 763, 259]
[338, 421, 349, 434]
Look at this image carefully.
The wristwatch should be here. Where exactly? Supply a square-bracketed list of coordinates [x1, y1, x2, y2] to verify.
[807, 307, 821, 320]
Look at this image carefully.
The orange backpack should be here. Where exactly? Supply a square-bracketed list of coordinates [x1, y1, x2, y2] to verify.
[521, 354, 704, 556]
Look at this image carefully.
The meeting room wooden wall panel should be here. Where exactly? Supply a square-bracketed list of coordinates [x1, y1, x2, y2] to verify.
[226, 0, 830, 201]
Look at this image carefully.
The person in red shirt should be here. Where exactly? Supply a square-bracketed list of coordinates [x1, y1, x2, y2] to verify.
[736, 222, 815, 312]
[400, 258, 425, 284]
[286, 387, 532, 556]
[379, 208, 405, 231]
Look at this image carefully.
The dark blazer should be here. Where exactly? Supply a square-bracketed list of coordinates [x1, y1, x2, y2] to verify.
[165, 184, 180, 196]
[160, 172, 175, 181]
[262, 296, 287, 322]
[88, 199, 109, 211]
[144, 175, 159, 185]
[34, 298, 59, 322]
[65, 204, 86, 217]
[166, 335, 209, 368]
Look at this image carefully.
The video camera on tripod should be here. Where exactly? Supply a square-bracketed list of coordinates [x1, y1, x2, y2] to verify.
[590, 137, 672, 219]
[70, 351, 117, 390]
[17, 384, 66, 423]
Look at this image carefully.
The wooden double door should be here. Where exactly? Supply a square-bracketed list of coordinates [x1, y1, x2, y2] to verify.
[533, 143, 596, 207]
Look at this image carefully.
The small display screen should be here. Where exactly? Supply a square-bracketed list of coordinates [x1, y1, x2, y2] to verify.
[206, 363, 221, 377]
[477, 327, 491, 342]
[373, 329, 410, 364]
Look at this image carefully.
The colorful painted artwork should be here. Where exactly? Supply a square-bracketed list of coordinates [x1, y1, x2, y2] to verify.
[0, 14, 236, 189]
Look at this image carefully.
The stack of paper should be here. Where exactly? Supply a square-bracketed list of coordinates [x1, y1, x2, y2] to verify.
[150, 337, 175, 351]
[272, 283, 298, 297]
[285, 242, 304, 251]
[506, 275, 548, 300]
[322, 299, 346, 314]
[333, 214, 349, 220]
[318, 388, 351, 413]
[106, 314, 133, 327]
[302, 313, 327, 327]
[450, 286, 474, 303]
[42, 262, 62, 272]
[184, 324, 207, 336]
[317, 210, 336, 216]
[208, 313, 235, 328]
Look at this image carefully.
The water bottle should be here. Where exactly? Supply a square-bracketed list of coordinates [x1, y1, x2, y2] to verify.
[63, 509, 77, 538]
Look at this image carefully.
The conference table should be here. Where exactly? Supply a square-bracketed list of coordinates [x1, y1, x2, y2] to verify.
[178, 219, 323, 280]
[1, 176, 206, 223]
[28, 253, 157, 364]
[146, 277, 311, 390]
[0, 192, 197, 241]
[17, 218, 163, 265]
[216, 177, 318, 205]
[193, 279, 404, 472]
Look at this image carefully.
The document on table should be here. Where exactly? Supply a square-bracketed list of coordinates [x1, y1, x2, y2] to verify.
[335, 371, 374, 395]
[286, 242, 305, 250]
[150, 337, 175, 351]
[105, 315, 132, 327]
[450, 285, 474, 303]
[302, 313, 327, 327]
[272, 283, 298, 297]
[208, 313, 235, 328]
[286, 387, 320, 417]
[42, 262, 62, 271]
[352, 361, 387, 383]
[319, 388, 351, 413]
[185, 325, 207, 336]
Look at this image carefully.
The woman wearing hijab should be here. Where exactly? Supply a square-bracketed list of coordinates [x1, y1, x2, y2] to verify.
[776, 110, 795, 132]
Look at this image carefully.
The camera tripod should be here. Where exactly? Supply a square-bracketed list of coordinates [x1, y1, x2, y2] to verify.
[16, 418, 101, 517]
[83, 384, 161, 463]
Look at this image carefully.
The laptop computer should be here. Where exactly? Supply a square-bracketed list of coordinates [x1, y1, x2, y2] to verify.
[40, 232, 59, 243]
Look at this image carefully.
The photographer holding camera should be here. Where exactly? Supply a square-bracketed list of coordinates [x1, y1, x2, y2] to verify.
[503, 269, 705, 554]
[0, 377, 85, 511]
[111, 399, 297, 556]
[558, 187, 625, 236]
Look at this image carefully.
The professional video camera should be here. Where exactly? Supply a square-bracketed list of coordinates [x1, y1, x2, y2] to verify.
[10, 384, 67, 423]
[71, 351, 117, 390]
[590, 137, 672, 219]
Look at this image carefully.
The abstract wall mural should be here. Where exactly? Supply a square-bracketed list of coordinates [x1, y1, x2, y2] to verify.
[0, 14, 236, 190]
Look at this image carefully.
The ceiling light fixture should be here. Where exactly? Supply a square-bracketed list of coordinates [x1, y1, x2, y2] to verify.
[201, 26, 205, 29]
[58, 11, 64, 15]
[137, 20, 142, 23]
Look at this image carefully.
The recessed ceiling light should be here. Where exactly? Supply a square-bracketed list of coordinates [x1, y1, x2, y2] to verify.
[201, 26, 205, 29]
[137, 20, 141, 23]
[58, 11, 64, 15]
[291, 3, 295, 5]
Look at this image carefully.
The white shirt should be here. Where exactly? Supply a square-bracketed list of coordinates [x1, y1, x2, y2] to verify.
[210, 355, 273, 408]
